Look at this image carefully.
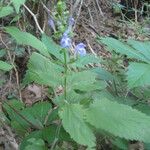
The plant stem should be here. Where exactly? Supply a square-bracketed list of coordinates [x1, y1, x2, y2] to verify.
[50, 123, 62, 150]
[63, 50, 67, 100]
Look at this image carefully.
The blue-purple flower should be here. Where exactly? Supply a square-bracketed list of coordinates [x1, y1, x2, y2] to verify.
[68, 17, 75, 27]
[60, 34, 72, 48]
[75, 43, 86, 56]
[48, 18, 56, 31]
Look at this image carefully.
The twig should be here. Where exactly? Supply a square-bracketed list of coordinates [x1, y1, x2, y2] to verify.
[72, 0, 82, 14]
[86, 39, 97, 56]
[95, 0, 104, 17]
[73, 0, 84, 30]
[40, 1, 51, 14]
[23, 4, 44, 34]
[87, 6, 94, 25]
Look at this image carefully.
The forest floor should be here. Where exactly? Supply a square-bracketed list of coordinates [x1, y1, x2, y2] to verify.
[0, 0, 150, 149]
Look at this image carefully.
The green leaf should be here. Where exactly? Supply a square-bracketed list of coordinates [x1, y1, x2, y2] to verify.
[127, 62, 150, 88]
[144, 143, 150, 150]
[91, 67, 115, 81]
[24, 138, 47, 150]
[42, 125, 71, 143]
[54, 90, 85, 105]
[11, 120, 27, 135]
[17, 102, 52, 128]
[29, 102, 52, 124]
[11, 0, 26, 13]
[93, 90, 137, 106]
[2, 99, 24, 127]
[127, 40, 150, 62]
[78, 80, 107, 92]
[3, 100, 33, 132]
[20, 130, 42, 150]
[3, 101, 51, 131]
[5, 27, 49, 56]
[0, 6, 14, 18]
[20, 125, 71, 150]
[0, 49, 6, 57]
[20, 108, 43, 128]
[26, 52, 63, 87]
[41, 34, 63, 61]
[70, 54, 101, 68]
[134, 104, 150, 116]
[67, 70, 97, 91]
[59, 104, 96, 149]
[3, 99, 24, 115]
[43, 108, 58, 124]
[112, 138, 128, 150]
[99, 37, 149, 63]
[0, 60, 13, 71]
[86, 99, 150, 143]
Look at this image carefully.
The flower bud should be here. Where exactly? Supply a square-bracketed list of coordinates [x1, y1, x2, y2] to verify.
[48, 18, 56, 31]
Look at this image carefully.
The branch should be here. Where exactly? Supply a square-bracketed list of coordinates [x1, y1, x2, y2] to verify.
[23, 4, 44, 34]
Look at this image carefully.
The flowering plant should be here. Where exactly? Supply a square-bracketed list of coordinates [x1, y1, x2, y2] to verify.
[60, 17, 87, 57]
[3, 25, 150, 150]
[48, 0, 72, 40]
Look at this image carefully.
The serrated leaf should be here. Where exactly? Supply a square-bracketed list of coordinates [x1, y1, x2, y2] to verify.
[99, 37, 149, 63]
[144, 143, 150, 150]
[86, 99, 150, 143]
[70, 54, 101, 68]
[0, 60, 13, 71]
[67, 70, 97, 91]
[24, 138, 47, 150]
[59, 104, 96, 149]
[78, 80, 107, 92]
[11, 120, 27, 135]
[3, 100, 34, 131]
[18, 102, 52, 128]
[93, 90, 136, 106]
[29, 102, 52, 124]
[41, 34, 63, 61]
[20, 125, 71, 150]
[134, 104, 150, 116]
[127, 40, 150, 61]
[11, 0, 26, 13]
[26, 52, 63, 87]
[112, 138, 128, 150]
[20, 130, 42, 150]
[20, 108, 43, 128]
[5, 27, 49, 56]
[3, 99, 24, 116]
[54, 90, 84, 105]
[0, 6, 14, 18]
[42, 125, 71, 143]
[91, 67, 115, 81]
[127, 62, 150, 88]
